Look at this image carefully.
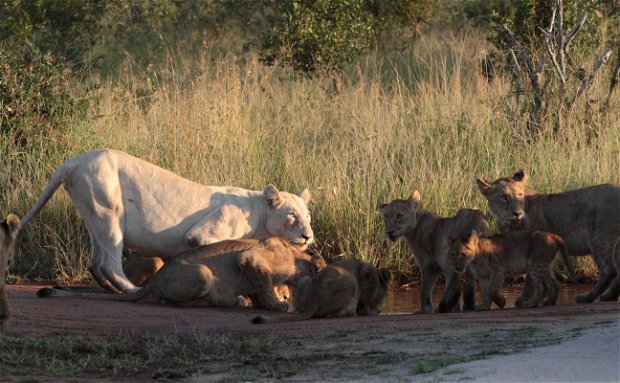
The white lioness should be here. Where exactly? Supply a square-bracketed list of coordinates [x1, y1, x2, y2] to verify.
[21, 149, 314, 293]
[378, 190, 491, 314]
[252, 259, 392, 323]
[0, 214, 20, 332]
[477, 170, 620, 302]
[38, 238, 326, 310]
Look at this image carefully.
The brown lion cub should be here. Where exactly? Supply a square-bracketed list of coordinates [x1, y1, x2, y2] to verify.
[252, 259, 391, 323]
[39, 238, 325, 311]
[1, 214, 21, 333]
[447, 230, 571, 310]
[477, 170, 620, 302]
[378, 191, 490, 313]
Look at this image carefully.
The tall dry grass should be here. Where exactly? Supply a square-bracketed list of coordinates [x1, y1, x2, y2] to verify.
[3, 31, 619, 282]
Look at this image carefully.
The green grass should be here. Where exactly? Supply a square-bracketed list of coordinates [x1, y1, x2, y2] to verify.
[1, 31, 618, 282]
[0, 333, 275, 378]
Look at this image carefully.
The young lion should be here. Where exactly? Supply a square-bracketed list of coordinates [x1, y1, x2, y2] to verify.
[38, 238, 325, 311]
[251, 259, 391, 323]
[447, 230, 571, 309]
[477, 170, 620, 302]
[1, 214, 21, 332]
[378, 191, 490, 313]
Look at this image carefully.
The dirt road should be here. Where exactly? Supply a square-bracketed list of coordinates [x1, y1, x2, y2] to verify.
[2, 285, 619, 382]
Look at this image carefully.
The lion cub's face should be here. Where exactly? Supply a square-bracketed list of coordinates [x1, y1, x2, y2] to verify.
[0, 214, 20, 268]
[377, 191, 421, 241]
[446, 231, 479, 273]
[477, 171, 528, 229]
[263, 185, 314, 251]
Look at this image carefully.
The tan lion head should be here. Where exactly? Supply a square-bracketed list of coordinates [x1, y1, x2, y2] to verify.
[1, 214, 20, 268]
[445, 230, 479, 273]
[377, 190, 422, 242]
[263, 185, 314, 250]
[476, 170, 528, 229]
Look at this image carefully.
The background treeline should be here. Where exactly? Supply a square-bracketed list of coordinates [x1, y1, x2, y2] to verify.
[1, 0, 619, 284]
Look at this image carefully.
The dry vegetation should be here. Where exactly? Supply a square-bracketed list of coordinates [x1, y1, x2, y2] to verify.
[2, 32, 619, 283]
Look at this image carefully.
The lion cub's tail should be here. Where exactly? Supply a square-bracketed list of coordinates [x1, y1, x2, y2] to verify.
[251, 308, 317, 325]
[554, 235, 581, 284]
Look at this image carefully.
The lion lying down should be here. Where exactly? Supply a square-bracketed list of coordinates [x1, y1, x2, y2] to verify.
[252, 259, 392, 324]
[38, 238, 325, 311]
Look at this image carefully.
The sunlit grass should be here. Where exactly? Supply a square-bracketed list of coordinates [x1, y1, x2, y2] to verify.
[2, 31, 618, 282]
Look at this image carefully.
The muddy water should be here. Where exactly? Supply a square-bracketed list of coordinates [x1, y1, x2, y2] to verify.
[382, 284, 595, 314]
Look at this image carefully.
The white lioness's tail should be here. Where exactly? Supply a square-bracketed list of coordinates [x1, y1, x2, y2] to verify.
[21, 165, 68, 228]
[37, 283, 152, 302]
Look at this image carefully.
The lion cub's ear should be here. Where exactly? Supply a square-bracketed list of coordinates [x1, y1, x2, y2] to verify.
[311, 254, 327, 273]
[476, 178, 492, 195]
[466, 230, 479, 248]
[409, 190, 421, 210]
[512, 170, 528, 183]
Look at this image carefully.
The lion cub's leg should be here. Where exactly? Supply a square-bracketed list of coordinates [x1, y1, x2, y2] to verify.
[576, 241, 616, 303]
[0, 285, 9, 332]
[599, 240, 620, 302]
[437, 272, 462, 313]
[476, 276, 493, 310]
[462, 269, 476, 311]
[416, 268, 439, 314]
[516, 271, 546, 308]
[488, 272, 507, 308]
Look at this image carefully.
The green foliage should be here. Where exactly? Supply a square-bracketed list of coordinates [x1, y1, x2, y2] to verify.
[262, 0, 377, 74]
[0, 43, 89, 149]
[261, 0, 434, 74]
[464, 0, 615, 55]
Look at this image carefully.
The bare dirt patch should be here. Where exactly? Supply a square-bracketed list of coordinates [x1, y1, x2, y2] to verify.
[2, 285, 619, 382]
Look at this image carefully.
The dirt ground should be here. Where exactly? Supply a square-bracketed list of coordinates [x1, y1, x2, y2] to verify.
[2, 284, 619, 382]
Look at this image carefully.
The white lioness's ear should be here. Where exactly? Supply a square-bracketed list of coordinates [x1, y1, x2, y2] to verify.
[512, 170, 527, 183]
[3, 214, 21, 239]
[476, 178, 492, 195]
[263, 184, 283, 208]
[298, 188, 310, 204]
[409, 190, 421, 210]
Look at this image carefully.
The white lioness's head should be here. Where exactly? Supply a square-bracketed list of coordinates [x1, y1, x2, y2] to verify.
[377, 191, 422, 241]
[1, 214, 21, 268]
[476, 170, 527, 229]
[263, 185, 314, 250]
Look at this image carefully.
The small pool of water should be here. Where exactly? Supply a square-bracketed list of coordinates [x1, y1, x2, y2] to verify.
[381, 284, 595, 314]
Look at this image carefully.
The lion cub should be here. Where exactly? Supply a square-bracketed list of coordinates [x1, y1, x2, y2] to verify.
[378, 190, 490, 313]
[1, 214, 21, 332]
[252, 259, 391, 323]
[447, 230, 571, 310]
